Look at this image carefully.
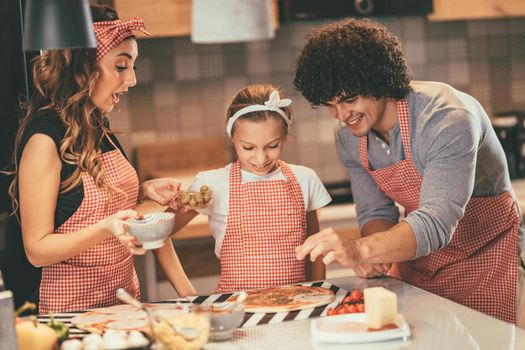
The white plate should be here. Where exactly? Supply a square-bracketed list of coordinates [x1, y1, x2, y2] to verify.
[311, 313, 410, 344]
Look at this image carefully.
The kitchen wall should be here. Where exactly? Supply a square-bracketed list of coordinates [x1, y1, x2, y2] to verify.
[111, 16, 525, 183]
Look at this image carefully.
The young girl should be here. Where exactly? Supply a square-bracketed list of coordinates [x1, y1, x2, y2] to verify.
[157, 84, 331, 293]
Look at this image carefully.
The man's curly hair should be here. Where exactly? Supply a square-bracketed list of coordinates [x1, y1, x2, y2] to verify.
[294, 18, 411, 106]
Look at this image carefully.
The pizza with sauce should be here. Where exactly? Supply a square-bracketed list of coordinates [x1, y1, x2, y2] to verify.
[229, 285, 335, 313]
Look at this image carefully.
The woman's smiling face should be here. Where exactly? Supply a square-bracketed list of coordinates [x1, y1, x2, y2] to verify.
[91, 38, 138, 114]
[231, 117, 285, 176]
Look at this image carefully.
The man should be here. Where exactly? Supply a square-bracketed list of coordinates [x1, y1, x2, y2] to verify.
[293, 18, 524, 325]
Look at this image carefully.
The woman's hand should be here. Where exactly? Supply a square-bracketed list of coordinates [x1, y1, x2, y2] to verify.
[100, 209, 146, 255]
[141, 178, 182, 209]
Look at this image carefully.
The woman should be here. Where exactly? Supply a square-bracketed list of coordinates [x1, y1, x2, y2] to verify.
[3, 5, 195, 313]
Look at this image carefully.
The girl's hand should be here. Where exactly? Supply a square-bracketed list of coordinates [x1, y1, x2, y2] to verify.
[101, 209, 146, 255]
[141, 178, 181, 206]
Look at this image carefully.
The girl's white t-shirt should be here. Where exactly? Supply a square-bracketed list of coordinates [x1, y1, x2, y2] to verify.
[188, 163, 332, 258]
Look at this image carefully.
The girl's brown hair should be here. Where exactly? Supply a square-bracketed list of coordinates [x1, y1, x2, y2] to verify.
[226, 84, 292, 137]
[7, 5, 124, 215]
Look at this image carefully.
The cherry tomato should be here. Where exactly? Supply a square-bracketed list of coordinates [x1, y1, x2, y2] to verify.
[336, 307, 347, 315]
[349, 289, 363, 302]
[347, 304, 358, 313]
[356, 303, 365, 313]
[328, 290, 365, 316]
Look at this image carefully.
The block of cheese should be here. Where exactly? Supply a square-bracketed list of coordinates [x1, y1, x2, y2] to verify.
[363, 287, 398, 329]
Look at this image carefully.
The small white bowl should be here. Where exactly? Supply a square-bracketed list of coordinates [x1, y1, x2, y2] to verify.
[208, 303, 245, 341]
[125, 212, 175, 249]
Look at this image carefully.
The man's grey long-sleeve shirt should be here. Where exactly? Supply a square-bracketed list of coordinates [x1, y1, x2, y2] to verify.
[335, 81, 522, 258]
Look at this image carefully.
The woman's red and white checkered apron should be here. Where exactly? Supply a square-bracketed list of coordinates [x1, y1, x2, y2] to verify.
[216, 161, 306, 293]
[39, 134, 140, 313]
[359, 98, 519, 323]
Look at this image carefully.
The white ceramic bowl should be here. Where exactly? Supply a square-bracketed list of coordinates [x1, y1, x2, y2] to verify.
[125, 212, 175, 249]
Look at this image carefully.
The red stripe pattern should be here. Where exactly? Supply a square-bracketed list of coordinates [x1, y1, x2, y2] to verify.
[39, 135, 140, 313]
[359, 98, 518, 323]
[216, 161, 307, 293]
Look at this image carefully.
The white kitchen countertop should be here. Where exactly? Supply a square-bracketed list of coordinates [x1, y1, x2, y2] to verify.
[198, 275, 525, 349]
[37, 276, 525, 349]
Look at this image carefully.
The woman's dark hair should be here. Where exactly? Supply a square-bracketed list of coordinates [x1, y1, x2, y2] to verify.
[294, 18, 411, 106]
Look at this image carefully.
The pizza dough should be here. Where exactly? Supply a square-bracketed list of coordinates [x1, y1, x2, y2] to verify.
[105, 319, 149, 330]
[230, 285, 335, 313]
[71, 303, 189, 334]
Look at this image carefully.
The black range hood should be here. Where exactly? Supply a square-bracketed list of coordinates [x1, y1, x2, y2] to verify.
[279, 0, 433, 21]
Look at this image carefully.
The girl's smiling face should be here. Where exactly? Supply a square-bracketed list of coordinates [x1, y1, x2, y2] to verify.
[231, 117, 285, 176]
[91, 38, 138, 114]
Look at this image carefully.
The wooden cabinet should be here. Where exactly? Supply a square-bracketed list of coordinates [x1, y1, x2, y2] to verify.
[429, 0, 525, 21]
[114, 0, 191, 37]
[114, 0, 279, 38]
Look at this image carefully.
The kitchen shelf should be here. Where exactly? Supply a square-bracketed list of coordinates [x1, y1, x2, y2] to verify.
[114, 0, 279, 38]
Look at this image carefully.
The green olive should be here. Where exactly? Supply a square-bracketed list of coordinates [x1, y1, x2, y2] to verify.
[195, 192, 204, 203]
[181, 192, 191, 204]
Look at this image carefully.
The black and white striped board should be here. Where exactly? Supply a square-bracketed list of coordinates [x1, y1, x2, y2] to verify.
[38, 281, 349, 338]
[184, 281, 349, 328]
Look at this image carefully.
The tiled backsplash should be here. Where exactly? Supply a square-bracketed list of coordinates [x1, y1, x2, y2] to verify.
[111, 16, 525, 183]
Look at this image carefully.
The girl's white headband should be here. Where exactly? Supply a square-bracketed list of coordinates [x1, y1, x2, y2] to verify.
[226, 90, 292, 137]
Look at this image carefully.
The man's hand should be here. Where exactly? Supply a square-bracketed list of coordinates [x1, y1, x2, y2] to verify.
[141, 178, 181, 207]
[353, 263, 392, 278]
[295, 228, 361, 266]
